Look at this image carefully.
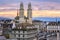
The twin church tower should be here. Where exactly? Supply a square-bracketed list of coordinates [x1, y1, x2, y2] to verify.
[16, 2, 32, 24]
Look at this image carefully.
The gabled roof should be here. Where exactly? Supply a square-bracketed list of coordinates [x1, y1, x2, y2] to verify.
[47, 22, 60, 26]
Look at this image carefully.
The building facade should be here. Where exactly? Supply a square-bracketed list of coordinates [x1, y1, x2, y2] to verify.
[9, 2, 38, 40]
[10, 23, 37, 40]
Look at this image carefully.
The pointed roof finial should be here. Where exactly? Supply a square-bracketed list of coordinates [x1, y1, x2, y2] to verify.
[20, 2, 23, 5]
[20, 2, 24, 9]
[28, 2, 31, 9]
[17, 9, 18, 16]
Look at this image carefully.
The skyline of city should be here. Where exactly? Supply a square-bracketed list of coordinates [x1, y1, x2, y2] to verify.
[0, 1, 60, 40]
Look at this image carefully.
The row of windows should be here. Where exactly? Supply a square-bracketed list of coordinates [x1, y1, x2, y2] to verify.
[47, 26, 60, 30]
[14, 34, 35, 38]
[14, 35, 27, 37]
[12, 31, 36, 34]
[17, 27, 36, 29]
[12, 31, 27, 34]
[17, 38, 32, 40]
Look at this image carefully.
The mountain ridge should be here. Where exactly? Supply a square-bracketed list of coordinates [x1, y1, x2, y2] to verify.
[0, 17, 60, 22]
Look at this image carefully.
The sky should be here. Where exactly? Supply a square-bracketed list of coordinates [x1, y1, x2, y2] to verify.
[0, 0, 60, 18]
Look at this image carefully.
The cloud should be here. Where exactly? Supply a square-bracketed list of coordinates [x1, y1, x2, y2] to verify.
[0, 3, 19, 12]
[0, 0, 60, 12]
[44, 0, 60, 3]
[32, 2, 60, 10]
[0, 10, 60, 18]
[32, 0, 60, 3]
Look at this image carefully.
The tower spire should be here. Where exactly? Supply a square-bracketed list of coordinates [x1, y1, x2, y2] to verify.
[20, 2, 24, 9]
[27, 2, 32, 24]
[27, 3, 32, 18]
[19, 2, 24, 18]
[27, 2, 32, 18]
[28, 2, 31, 9]
[17, 9, 18, 16]
[19, 2, 25, 23]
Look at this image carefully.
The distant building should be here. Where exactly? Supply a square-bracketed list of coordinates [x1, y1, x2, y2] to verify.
[33, 20, 47, 32]
[47, 22, 60, 32]
[0, 20, 13, 39]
